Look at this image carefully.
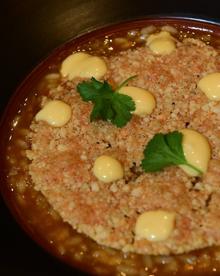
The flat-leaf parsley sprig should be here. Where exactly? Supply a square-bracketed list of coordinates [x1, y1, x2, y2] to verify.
[141, 131, 202, 174]
[76, 76, 137, 127]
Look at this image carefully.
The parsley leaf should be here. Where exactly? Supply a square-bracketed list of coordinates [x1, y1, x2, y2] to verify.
[77, 77, 136, 127]
[141, 131, 202, 174]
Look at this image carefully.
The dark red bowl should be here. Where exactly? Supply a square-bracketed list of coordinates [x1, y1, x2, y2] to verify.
[1, 16, 220, 276]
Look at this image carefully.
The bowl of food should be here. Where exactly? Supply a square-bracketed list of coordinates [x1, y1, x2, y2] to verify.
[1, 16, 220, 275]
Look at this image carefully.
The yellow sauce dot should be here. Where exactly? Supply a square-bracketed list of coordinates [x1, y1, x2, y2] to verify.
[60, 52, 107, 80]
[119, 86, 156, 116]
[198, 72, 220, 101]
[35, 100, 71, 127]
[93, 155, 124, 183]
[148, 38, 176, 55]
[135, 210, 176, 242]
[179, 129, 211, 176]
[146, 31, 176, 55]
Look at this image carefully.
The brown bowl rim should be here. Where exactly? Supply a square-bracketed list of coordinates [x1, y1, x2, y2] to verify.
[1, 15, 220, 275]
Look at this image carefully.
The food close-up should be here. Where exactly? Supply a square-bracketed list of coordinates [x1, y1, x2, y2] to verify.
[2, 16, 220, 276]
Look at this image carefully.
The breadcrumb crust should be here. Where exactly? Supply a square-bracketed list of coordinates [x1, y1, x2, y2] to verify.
[27, 38, 220, 255]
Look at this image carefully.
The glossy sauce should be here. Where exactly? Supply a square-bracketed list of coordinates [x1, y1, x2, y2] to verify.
[146, 31, 176, 55]
[36, 100, 72, 127]
[2, 19, 220, 276]
[179, 129, 211, 176]
[60, 52, 107, 80]
[198, 72, 220, 101]
[119, 86, 156, 116]
[135, 210, 176, 242]
[93, 155, 124, 182]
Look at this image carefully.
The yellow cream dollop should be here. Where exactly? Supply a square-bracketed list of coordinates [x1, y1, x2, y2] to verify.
[35, 100, 71, 127]
[135, 210, 176, 242]
[93, 155, 124, 183]
[146, 31, 176, 55]
[198, 72, 220, 101]
[119, 86, 156, 116]
[179, 129, 211, 176]
[60, 52, 107, 80]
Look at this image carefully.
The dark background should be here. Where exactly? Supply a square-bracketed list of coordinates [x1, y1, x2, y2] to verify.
[1, 0, 220, 275]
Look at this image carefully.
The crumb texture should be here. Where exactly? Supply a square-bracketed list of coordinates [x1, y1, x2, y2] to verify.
[27, 38, 220, 255]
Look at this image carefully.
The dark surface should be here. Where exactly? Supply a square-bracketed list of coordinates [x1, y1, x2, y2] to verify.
[1, 0, 220, 275]
[0, 197, 87, 276]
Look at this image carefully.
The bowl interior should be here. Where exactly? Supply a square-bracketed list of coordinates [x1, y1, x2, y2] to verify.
[1, 16, 220, 275]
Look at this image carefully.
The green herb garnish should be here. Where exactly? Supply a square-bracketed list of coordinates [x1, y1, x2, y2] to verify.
[76, 76, 136, 127]
[141, 131, 202, 174]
